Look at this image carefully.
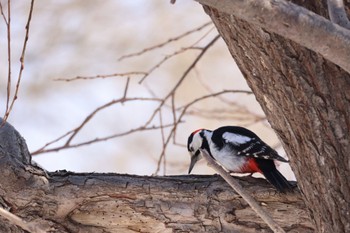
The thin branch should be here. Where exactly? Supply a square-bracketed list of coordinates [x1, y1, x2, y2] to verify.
[138, 47, 198, 84]
[1, 0, 11, 117]
[176, 90, 253, 111]
[32, 123, 176, 155]
[118, 22, 212, 61]
[144, 35, 220, 127]
[65, 97, 162, 146]
[158, 109, 166, 175]
[199, 149, 286, 233]
[54, 71, 147, 82]
[196, 0, 350, 74]
[31, 97, 163, 155]
[170, 93, 177, 144]
[327, 0, 350, 29]
[187, 108, 265, 124]
[0, 207, 47, 233]
[193, 70, 265, 123]
[31, 130, 74, 155]
[0, 2, 8, 24]
[154, 123, 178, 175]
[2, 0, 35, 125]
[138, 26, 216, 85]
[122, 77, 130, 100]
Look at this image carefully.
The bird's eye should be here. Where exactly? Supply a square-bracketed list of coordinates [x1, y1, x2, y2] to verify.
[190, 146, 194, 152]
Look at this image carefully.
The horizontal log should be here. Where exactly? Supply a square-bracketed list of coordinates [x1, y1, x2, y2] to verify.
[0, 119, 313, 232]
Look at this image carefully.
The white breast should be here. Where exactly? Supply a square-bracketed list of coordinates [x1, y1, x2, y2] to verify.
[211, 146, 247, 172]
[203, 131, 247, 172]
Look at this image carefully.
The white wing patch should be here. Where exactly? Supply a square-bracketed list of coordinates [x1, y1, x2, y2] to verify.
[222, 132, 252, 145]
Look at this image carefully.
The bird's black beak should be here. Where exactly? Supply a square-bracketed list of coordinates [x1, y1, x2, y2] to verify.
[188, 150, 200, 174]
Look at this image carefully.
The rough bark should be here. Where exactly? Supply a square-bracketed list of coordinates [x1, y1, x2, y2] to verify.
[195, 0, 350, 73]
[198, 1, 350, 232]
[0, 121, 312, 232]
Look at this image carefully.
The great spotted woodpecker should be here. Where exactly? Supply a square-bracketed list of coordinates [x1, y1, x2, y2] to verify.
[187, 126, 293, 192]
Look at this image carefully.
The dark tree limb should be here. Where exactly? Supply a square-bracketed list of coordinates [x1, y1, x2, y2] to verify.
[0, 120, 312, 232]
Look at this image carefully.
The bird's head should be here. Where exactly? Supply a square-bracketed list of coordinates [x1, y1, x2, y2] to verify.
[187, 129, 205, 174]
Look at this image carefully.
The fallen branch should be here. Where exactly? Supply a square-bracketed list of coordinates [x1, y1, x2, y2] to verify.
[200, 148, 286, 233]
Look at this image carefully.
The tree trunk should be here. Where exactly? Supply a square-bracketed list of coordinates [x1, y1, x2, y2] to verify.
[198, 1, 350, 232]
[0, 121, 312, 232]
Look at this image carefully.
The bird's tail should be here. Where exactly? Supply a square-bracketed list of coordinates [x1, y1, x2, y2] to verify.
[263, 168, 294, 192]
[256, 159, 294, 192]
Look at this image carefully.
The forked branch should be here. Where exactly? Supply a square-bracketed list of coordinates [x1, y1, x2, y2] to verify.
[1, 0, 35, 125]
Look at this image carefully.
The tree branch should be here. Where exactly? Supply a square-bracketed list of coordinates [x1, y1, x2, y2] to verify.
[2, 0, 35, 125]
[327, 0, 350, 29]
[200, 149, 286, 233]
[118, 21, 212, 61]
[195, 0, 350, 73]
[0, 119, 313, 232]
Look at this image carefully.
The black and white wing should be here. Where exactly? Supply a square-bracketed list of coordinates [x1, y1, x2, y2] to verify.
[214, 126, 288, 162]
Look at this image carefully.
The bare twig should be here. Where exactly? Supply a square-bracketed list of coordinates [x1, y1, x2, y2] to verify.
[154, 124, 177, 175]
[0, 207, 47, 233]
[138, 26, 216, 84]
[170, 93, 177, 144]
[144, 35, 220, 127]
[138, 46, 198, 84]
[0, 2, 8, 24]
[32, 123, 176, 155]
[0, 0, 11, 116]
[159, 109, 166, 175]
[176, 90, 253, 112]
[54, 71, 147, 82]
[122, 77, 130, 100]
[31, 97, 163, 155]
[2, 0, 35, 125]
[187, 107, 265, 124]
[199, 149, 286, 233]
[118, 22, 212, 61]
[65, 97, 162, 146]
[34, 34, 218, 157]
[194, 72, 265, 123]
[154, 94, 176, 175]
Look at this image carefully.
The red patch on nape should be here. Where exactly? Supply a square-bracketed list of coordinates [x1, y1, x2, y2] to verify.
[192, 128, 204, 135]
[241, 158, 262, 173]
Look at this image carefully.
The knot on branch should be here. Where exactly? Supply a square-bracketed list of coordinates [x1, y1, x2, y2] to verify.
[0, 118, 48, 192]
[0, 118, 31, 165]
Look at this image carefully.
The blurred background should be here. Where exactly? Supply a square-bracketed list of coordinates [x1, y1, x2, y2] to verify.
[0, 1, 294, 180]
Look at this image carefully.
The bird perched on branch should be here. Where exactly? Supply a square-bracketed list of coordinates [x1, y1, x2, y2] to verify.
[187, 126, 293, 192]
